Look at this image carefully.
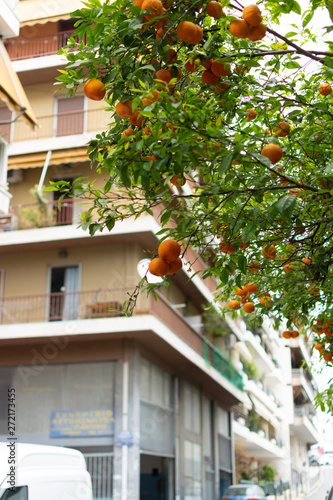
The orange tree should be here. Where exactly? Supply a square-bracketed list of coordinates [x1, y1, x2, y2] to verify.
[53, 0, 333, 409]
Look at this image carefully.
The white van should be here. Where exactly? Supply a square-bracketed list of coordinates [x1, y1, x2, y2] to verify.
[0, 442, 93, 500]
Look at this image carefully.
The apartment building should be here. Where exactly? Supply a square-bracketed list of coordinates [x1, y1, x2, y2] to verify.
[0, 2, 320, 499]
[0, 0, 37, 215]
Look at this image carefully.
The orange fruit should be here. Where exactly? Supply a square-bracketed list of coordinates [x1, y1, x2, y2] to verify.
[202, 59, 213, 70]
[262, 244, 277, 259]
[219, 242, 235, 254]
[148, 257, 169, 276]
[249, 260, 261, 272]
[171, 175, 185, 187]
[242, 4, 262, 26]
[261, 143, 283, 164]
[302, 258, 312, 265]
[167, 48, 178, 63]
[211, 61, 231, 77]
[275, 122, 290, 137]
[166, 257, 183, 274]
[245, 283, 257, 294]
[133, 0, 144, 6]
[240, 295, 250, 304]
[290, 330, 299, 338]
[245, 108, 257, 120]
[324, 352, 333, 362]
[243, 302, 255, 313]
[229, 19, 251, 39]
[177, 21, 201, 44]
[260, 293, 271, 307]
[141, 0, 165, 16]
[185, 57, 201, 72]
[84, 78, 106, 101]
[121, 128, 136, 138]
[319, 83, 332, 96]
[201, 70, 219, 85]
[116, 100, 133, 118]
[228, 300, 241, 310]
[235, 286, 249, 297]
[155, 69, 172, 84]
[283, 264, 294, 273]
[158, 238, 181, 262]
[282, 331, 292, 339]
[308, 285, 320, 296]
[206, 1, 223, 17]
[315, 343, 323, 350]
[247, 23, 267, 41]
[192, 25, 204, 44]
[129, 108, 144, 127]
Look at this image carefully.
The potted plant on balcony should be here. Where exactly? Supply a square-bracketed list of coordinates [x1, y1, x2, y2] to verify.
[248, 411, 264, 434]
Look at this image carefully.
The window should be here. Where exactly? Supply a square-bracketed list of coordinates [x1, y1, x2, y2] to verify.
[184, 382, 201, 435]
[184, 440, 202, 500]
[56, 96, 84, 136]
[49, 265, 79, 321]
[140, 358, 174, 455]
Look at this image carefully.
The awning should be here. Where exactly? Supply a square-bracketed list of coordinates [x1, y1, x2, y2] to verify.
[0, 41, 38, 130]
[17, 0, 84, 27]
[8, 148, 90, 170]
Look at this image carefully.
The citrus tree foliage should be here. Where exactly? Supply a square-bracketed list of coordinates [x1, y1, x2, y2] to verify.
[54, 0, 333, 407]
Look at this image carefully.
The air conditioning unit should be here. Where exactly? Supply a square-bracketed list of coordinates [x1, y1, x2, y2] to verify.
[7, 168, 23, 184]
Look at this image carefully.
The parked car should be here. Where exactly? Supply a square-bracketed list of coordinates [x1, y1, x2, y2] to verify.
[222, 483, 266, 500]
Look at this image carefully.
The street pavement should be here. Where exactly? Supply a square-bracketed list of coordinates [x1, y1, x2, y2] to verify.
[302, 465, 333, 500]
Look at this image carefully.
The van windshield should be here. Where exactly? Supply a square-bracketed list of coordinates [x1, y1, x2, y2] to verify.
[0, 486, 28, 500]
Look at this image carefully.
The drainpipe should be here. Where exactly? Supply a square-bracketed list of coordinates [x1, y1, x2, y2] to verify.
[37, 150, 52, 203]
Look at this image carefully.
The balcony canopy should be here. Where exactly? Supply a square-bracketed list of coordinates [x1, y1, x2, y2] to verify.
[17, 0, 84, 26]
[8, 148, 89, 170]
[0, 40, 38, 129]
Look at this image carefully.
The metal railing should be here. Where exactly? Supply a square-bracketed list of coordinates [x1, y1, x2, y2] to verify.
[4, 30, 86, 60]
[0, 199, 81, 231]
[0, 108, 109, 143]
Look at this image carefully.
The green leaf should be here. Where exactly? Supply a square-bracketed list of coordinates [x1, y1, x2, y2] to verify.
[272, 194, 296, 221]
[238, 254, 247, 274]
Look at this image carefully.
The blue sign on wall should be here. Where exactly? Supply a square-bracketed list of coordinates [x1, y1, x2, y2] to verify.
[50, 409, 115, 438]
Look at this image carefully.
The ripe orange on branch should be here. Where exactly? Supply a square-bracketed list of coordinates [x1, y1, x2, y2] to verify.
[243, 302, 255, 313]
[229, 19, 251, 39]
[247, 23, 267, 41]
[201, 70, 219, 85]
[211, 62, 231, 77]
[261, 143, 284, 164]
[242, 4, 262, 26]
[177, 21, 203, 44]
[167, 257, 183, 274]
[84, 78, 106, 101]
[149, 257, 170, 276]
[158, 238, 181, 262]
[245, 108, 257, 120]
[116, 100, 133, 118]
[319, 83, 332, 96]
[249, 260, 261, 272]
[245, 283, 257, 294]
[275, 122, 291, 137]
[206, 1, 223, 18]
[228, 300, 241, 310]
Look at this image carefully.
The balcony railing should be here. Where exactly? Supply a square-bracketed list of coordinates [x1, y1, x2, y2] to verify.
[0, 108, 109, 143]
[0, 288, 243, 390]
[4, 30, 85, 61]
[0, 199, 80, 231]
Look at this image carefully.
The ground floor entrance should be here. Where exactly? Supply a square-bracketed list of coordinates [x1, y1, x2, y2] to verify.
[140, 454, 174, 500]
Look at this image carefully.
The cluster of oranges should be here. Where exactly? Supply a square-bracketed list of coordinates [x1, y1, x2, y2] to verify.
[228, 282, 266, 314]
[230, 4, 266, 42]
[312, 318, 333, 363]
[148, 238, 183, 277]
[282, 330, 299, 339]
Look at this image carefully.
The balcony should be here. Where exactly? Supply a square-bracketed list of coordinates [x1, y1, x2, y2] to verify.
[292, 368, 316, 402]
[291, 405, 319, 444]
[1, 108, 109, 144]
[0, 199, 80, 231]
[0, 289, 244, 392]
[4, 30, 84, 61]
[233, 418, 285, 459]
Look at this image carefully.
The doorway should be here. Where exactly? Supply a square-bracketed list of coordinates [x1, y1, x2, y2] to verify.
[140, 455, 174, 500]
[49, 265, 79, 321]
